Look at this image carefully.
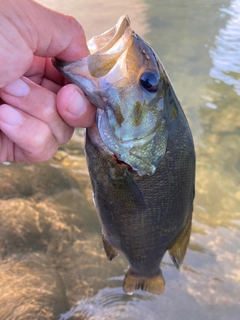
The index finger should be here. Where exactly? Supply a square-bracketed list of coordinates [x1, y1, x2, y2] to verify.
[0, 0, 89, 87]
[24, 57, 65, 86]
[20, 0, 89, 61]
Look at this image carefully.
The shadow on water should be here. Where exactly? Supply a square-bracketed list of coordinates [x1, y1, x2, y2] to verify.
[0, 0, 240, 319]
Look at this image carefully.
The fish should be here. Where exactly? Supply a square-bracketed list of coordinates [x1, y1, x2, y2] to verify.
[53, 15, 195, 295]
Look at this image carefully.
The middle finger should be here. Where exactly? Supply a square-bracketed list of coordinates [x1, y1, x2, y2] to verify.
[1, 76, 74, 145]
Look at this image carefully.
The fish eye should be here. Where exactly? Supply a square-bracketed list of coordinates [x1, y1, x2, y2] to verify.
[140, 71, 160, 93]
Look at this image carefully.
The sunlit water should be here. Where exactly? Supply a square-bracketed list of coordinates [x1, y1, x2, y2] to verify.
[0, 0, 239, 319]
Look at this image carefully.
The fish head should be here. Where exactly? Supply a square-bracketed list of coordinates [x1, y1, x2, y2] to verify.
[53, 15, 174, 176]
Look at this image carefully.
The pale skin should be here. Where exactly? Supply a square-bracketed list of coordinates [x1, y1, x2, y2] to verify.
[0, 0, 96, 162]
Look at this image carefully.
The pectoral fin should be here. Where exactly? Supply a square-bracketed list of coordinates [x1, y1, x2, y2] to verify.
[123, 269, 165, 295]
[168, 217, 192, 269]
[124, 171, 146, 209]
[108, 168, 146, 210]
[102, 234, 119, 261]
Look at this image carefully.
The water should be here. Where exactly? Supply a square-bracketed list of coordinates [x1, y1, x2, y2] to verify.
[0, 0, 239, 319]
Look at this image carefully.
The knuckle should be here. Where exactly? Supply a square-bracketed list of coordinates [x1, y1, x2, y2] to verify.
[64, 16, 87, 45]
[26, 126, 58, 162]
[65, 15, 82, 32]
[0, 48, 33, 87]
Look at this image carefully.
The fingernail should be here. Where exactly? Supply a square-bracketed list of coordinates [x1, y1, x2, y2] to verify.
[68, 90, 86, 116]
[3, 78, 30, 97]
[0, 104, 22, 125]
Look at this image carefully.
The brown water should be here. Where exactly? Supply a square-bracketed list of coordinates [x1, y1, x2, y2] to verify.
[0, 0, 239, 319]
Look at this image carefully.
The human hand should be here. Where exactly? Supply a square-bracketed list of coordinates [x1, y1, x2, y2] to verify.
[0, 0, 96, 162]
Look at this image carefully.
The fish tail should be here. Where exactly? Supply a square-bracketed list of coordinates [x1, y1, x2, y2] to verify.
[123, 269, 165, 295]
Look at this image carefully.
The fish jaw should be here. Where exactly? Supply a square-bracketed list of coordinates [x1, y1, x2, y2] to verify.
[87, 15, 131, 54]
[52, 58, 107, 110]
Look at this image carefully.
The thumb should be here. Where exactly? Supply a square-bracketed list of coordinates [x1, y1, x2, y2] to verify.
[57, 84, 96, 128]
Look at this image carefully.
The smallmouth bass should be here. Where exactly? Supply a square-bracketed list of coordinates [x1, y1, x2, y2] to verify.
[53, 15, 195, 295]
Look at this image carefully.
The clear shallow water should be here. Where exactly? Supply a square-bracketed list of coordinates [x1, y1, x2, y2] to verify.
[0, 0, 239, 319]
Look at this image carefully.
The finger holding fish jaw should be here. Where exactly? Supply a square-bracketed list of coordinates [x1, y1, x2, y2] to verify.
[0, 77, 95, 162]
[56, 83, 96, 128]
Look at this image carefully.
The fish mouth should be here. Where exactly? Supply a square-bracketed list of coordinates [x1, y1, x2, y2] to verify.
[52, 58, 65, 69]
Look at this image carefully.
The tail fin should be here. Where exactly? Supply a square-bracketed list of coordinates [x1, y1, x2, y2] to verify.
[123, 269, 165, 295]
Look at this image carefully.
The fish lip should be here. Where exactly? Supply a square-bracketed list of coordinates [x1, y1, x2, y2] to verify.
[52, 58, 66, 69]
[88, 15, 131, 54]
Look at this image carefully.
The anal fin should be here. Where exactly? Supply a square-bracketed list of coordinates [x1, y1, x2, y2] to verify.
[168, 217, 192, 269]
[123, 269, 165, 295]
[102, 234, 119, 261]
